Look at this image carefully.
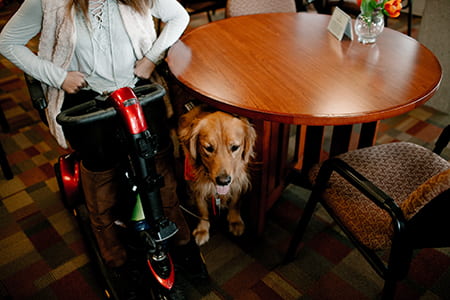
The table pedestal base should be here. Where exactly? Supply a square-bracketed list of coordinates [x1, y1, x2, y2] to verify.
[246, 121, 379, 235]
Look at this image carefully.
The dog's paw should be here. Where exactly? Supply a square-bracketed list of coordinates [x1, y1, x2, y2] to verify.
[228, 220, 245, 236]
[193, 228, 210, 246]
[193, 221, 210, 245]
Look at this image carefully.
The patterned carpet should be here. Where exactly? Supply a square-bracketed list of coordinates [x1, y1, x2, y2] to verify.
[1, 2, 450, 300]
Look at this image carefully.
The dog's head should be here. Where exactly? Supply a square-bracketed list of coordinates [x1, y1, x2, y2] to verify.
[178, 105, 257, 194]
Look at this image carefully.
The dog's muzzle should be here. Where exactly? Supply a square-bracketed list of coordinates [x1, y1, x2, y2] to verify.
[215, 174, 231, 195]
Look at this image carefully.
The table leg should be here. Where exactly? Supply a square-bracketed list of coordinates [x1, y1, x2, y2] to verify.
[248, 122, 379, 235]
[247, 119, 293, 235]
[358, 121, 379, 148]
[329, 125, 353, 157]
[300, 126, 325, 180]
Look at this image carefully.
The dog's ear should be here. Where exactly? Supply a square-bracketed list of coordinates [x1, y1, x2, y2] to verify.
[178, 106, 201, 158]
[241, 118, 257, 164]
[188, 119, 208, 161]
[178, 111, 209, 161]
[185, 118, 210, 161]
[178, 119, 197, 160]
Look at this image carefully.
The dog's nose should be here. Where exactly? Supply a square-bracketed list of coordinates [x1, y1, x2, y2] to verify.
[215, 175, 231, 186]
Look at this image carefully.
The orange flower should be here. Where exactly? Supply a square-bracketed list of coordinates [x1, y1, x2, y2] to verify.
[358, 0, 402, 18]
[384, 0, 402, 18]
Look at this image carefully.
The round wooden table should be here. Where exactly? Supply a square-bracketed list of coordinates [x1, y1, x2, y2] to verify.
[166, 12, 442, 234]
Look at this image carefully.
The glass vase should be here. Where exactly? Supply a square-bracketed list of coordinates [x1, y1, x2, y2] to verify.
[354, 11, 385, 44]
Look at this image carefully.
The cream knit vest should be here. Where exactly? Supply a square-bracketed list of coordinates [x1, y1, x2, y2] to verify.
[39, 0, 157, 149]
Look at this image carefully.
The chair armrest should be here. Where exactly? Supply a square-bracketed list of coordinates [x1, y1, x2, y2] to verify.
[319, 157, 407, 232]
[401, 169, 450, 220]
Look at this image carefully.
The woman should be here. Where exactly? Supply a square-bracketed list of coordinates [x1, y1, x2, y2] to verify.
[0, 0, 196, 272]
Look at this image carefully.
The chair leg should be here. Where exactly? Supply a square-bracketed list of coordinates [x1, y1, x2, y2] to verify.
[0, 141, 13, 180]
[380, 241, 412, 300]
[205, 10, 212, 22]
[284, 194, 320, 263]
[407, 0, 412, 36]
[0, 105, 10, 133]
[285, 160, 335, 263]
[381, 279, 397, 300]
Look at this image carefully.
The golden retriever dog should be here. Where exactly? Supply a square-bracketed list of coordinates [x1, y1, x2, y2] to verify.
[177, 104, 257, 246]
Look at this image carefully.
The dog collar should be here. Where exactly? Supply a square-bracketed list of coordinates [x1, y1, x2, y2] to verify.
[185, 156, 222, 216]
[212, 194, 221, 216]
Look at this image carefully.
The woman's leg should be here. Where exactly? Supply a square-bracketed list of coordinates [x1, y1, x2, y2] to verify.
[63, 90, 127, 267]
[80, 163, 127, 267]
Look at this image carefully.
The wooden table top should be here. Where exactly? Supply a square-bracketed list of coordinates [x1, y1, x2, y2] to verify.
[166, 13, 442, 125]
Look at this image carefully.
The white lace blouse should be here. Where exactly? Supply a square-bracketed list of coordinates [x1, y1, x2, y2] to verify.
[0, 0, 189, 94]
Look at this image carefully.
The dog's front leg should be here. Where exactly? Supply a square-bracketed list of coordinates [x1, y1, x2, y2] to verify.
[227, 196, 245, 236]
[192, 198, 210, 246]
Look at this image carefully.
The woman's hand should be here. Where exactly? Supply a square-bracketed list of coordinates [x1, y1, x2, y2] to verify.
[62, 71, 87, 94]
[134, 57, 156, 80]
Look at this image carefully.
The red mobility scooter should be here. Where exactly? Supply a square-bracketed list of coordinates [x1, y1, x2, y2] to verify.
[27, 76, 187, 299]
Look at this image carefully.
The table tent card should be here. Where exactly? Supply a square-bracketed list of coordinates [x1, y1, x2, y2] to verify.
[327, 7, 354, 41]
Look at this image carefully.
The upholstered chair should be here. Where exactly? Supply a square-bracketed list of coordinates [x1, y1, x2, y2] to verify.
[285, 125, 450, 300]
[226, 0, 296, 17]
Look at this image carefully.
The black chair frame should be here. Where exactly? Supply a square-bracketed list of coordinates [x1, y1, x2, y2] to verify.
[286, 157, 411, 297]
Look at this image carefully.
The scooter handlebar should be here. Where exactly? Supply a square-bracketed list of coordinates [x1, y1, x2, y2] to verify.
[56, 83, 166, 127]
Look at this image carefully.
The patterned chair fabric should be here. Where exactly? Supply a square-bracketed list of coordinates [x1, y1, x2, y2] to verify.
[226, 0, 296, 17]
[309, 142, 450, 250]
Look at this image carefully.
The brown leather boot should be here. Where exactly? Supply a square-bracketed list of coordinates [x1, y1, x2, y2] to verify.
[156, 144, 191, 246]
[80, 162, 127, 268]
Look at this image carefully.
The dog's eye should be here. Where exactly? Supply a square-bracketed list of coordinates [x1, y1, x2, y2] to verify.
[230, 145, 240, 152]
[204, 145, 214, 153]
